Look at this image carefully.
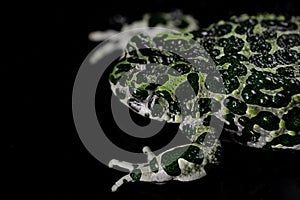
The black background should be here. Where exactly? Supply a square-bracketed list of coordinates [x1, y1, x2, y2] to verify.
[6, 0, 300, 199]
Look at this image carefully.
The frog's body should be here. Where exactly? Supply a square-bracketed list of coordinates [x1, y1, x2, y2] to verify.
[107, 13, 300, 192]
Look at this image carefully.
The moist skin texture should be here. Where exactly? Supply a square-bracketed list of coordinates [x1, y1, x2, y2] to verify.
[107, 13, 300, 192]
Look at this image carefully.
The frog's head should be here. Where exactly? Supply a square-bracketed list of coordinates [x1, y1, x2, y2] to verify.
[109, 61, 183, 123]
[107, 30, 202, 123]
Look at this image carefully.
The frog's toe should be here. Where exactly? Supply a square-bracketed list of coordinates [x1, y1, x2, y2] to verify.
[108, 159, 136, 171]
[142, 146, 156, 161]
[111, 174, 133, 192]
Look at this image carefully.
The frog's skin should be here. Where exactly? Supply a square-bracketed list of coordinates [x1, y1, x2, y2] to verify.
[107, 13, 300, 192]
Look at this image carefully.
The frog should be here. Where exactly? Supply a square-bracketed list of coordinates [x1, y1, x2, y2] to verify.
[106, 13, 300, 192]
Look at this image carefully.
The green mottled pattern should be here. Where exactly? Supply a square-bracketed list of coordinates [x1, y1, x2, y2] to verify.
[108, 13, 300, 191]
[110, 14, 300, 150]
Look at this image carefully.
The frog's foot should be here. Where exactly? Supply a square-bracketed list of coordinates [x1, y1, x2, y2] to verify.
[109, 142, 222, 192]
[108, 146, 158, 192]
[108, 159, 138, 192]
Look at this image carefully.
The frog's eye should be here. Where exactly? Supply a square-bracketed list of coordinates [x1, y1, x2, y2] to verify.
[130, 86, 168, 118]
[128, 84, 182, 122]
[131, 88, 149, 101]
[127, 86, 155, 117]
[148, 90, 182, 122]
[155, 90, 181, 115]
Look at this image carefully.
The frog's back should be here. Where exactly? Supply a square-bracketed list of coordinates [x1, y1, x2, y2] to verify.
[110, 14, 300, 150]
[193, 14, 300, 150]
[106, 13, 300, 192]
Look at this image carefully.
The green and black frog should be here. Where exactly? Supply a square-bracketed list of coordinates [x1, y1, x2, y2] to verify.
[100, 12, 300, 192]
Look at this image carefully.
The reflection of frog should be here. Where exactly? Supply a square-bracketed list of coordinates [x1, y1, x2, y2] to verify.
[105, 12, 300, 192]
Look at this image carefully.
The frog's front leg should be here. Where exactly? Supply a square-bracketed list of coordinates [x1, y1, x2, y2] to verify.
[108, 146, 168, 192]
[109, 140, 222, 192]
